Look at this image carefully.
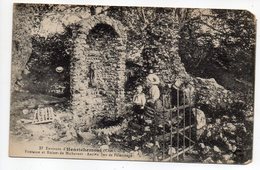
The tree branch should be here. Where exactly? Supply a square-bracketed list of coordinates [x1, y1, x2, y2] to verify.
[198, 20, 226, 35]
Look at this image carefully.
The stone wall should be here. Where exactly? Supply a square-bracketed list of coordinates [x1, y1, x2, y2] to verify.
[11, 5, 234, 121]
[11, 5, 33, 92]
[141, 26, 191, 86]
[70, 15, 127, 120]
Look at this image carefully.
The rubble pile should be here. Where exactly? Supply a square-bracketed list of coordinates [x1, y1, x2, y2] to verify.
[192, 112, 253, 164]
[194, 77, 233, 109]
[109, 121, 156, 156]
[107, 111, 188, 160]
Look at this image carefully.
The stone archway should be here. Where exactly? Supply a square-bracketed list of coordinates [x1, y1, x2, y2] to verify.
[70, 15, 127, 118]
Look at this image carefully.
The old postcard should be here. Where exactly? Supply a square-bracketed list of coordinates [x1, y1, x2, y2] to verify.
[9, 3, 256, 164]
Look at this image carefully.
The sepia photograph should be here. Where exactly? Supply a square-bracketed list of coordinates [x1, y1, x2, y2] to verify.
[9, 3, 256, 164]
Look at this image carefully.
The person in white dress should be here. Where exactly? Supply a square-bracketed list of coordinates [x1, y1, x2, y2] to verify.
[146, 69, 160, 104]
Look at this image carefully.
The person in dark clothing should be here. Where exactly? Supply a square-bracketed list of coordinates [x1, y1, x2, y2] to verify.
[170, 84, 184, 106]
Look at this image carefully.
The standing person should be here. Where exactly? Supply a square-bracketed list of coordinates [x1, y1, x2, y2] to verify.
[145, 69, 161, 161]
[88, 62, 96, 87]
[133, 85, 146, 123]
[182, 81, 195, 104]
[160, 83, 171, 109]
[145, 69, 164, 116]
[147, 82, 160, 104]
[146, 69, 160, 87]
[146, 69, 160, 104]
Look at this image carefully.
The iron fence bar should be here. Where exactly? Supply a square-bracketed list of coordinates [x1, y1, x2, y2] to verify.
[162, 145, 194, 162]
[177, 88, 180, 161]
[189, 92, 192, 148]
[170, 94, 173, 162]
[195, 93, 198, 141]
[153, 112, 157, 161]
[162, 95, 166, 160]
[164, 104, 194, 112]
[183, 93, 186, 158]
[178, 132, 196, 144]
[157, 125, 195, 140]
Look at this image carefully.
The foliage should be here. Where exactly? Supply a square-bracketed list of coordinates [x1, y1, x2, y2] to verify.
[179, 9, 256, 92]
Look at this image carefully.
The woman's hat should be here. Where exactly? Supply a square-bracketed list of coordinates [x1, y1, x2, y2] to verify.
[147, 77, 160, 85]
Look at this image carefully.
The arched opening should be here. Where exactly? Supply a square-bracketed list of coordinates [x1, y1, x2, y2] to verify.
[87, 23, 119, 46]
[84, 23, 122, 116]
[85, 23, 120, 91]
[70, 18, 127, 122]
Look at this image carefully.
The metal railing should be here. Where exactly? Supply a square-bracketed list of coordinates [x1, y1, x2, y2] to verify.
[144, 88, 197, 162]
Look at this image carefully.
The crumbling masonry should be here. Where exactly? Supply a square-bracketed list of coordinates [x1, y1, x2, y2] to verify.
[70, 15, 127, 118]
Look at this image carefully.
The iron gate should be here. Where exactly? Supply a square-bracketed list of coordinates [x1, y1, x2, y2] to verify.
[144, 88, 197, 161]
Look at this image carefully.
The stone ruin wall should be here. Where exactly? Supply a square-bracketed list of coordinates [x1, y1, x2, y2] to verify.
[70, 15, 127, 120]
[12, 5, 231, 121]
